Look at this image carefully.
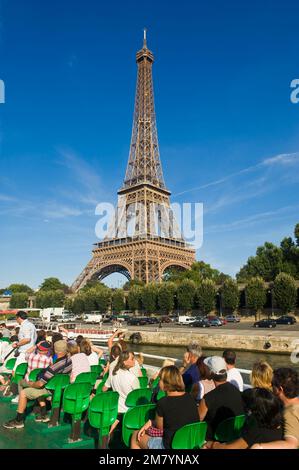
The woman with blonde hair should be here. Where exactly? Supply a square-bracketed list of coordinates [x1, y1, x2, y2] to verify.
[131, 365, 199, 450]
[242, 360, 273, 412]
[79, 338, 103, 366]
[67, 341, 90, 383]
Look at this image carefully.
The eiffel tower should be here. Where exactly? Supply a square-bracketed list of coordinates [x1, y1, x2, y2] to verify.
[72, 31, 195, 291]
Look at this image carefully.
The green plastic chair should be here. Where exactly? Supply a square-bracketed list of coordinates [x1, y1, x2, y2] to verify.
[45, 374, 70, 426]
[125, 388, 152, 408]
[172, 421, 207, 449]
[96, 372, 109, 394]
[141, 367, 147, 378]
[3, 357, 16, 371]
[88, 391, 119, 448]
[11, 362, 28, 385]
[99, 358, 107, 366]
[28, 368, 44, 382]
[74, 372, 92, 385]
[156, 389, 166, 401]
[122, 403, 156, 447]
[90, 365, 101, 386]
[214, 414, 246, 442]
[63, 382, 91, 441]
[0, 337, 11, 343]
[138, 376, 148, 388]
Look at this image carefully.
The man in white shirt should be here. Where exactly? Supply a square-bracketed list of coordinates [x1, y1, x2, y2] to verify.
[223, 349, 243, 392]
[12, 311, 37, 368]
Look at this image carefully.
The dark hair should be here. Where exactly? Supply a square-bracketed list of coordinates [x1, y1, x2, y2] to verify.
[223, 349, 236, 365]
[0, 332, 2, 339]
[51, 333, 63, 344]
[110, 344, 122, 361]
[250, 387, 284, 429]
[211, 372, 227, 383]
[36, 330, 47, 343]
[14, 327, 20, 334]
[76, 335, 84, 346]
[0, 322, 6, 327]
[196, 356, 212, 380]
[272, 368, 299, 399]
[10, 335, 19, 343]
[16, 311, 28, 320]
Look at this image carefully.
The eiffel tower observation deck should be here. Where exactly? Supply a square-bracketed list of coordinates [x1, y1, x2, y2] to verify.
[72, 31, 195, 291]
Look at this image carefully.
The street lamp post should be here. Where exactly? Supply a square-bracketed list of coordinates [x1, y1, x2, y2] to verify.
[268, 289, 273, 317]
[217, 292, 222, 317]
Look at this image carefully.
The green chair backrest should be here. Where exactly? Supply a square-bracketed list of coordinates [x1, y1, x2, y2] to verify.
[122, 403, 156, 447]
[11, 362, 28, 384]
[63, 382, 91, 421]
[45, 374, 70, 409]
[88, 391, 119, 436]
[172, 421, 207, 449]
[141, 367, 147, 378]
[156, 389, 166, 401]
[90, 365, 101, 386]
[1, 337, 11, 343]
[125, 388, 152, 408]
[74, 371, 92, 385]
[28, 368, 44, 382]
[214, 414, 246, 442]
[150, 376, 160, 389]
[99, 358, 107, 366]
[96, 372, 109, 394]
[138, 376, 148, 388]
[4, 357, 16, 370]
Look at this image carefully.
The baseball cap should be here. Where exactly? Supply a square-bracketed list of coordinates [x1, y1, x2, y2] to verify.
[37, 341, 51, 352]
[204, 356, 227, 375]
[54, 340, 68, 354]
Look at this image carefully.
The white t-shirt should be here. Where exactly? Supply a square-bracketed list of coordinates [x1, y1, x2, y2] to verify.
[106, 368, 139, 413]
[227, 367, 244, 392]
[86, 351, 100, 366]
[108, 358, 141, 378]
[18, 319, 37, 353]
[70, 353, 91, 383]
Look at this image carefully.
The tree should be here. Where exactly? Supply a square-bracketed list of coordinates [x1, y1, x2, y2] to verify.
[141, 284, 157, 313]
[112, 289, 125, 313]
[196, 279, 216, 315]
[123, 279, 145, 291]
[295, 223, 299, 246]
[128, 286, 142, 313]
[39, 277, 69, 293]
[82, 289, 98, 312]
[237, 242, 284, 282]
[158, 282, 176, 314]
[7, 284, 33, 294]
[165, 261, 228, 285]
[64, 297, 74, 311]
[221, 278, 240, 313]
[9, 292, 29, 309]
[177, 280, 196, 312]
[245, 277, 266, 321]
[72, 295, 85, 315]
[273, 273, 297, 314]
[35, 289, 65, 308]
[94, 287, 111, 313]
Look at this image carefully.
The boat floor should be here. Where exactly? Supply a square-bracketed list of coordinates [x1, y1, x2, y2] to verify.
[0, 399, 125, 449]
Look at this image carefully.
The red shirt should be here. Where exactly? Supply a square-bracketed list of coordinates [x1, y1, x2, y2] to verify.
[25, 352, 53, 380]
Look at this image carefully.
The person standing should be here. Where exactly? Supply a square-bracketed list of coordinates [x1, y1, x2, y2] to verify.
[12, 311, 37, 367]
[223, 350, 244, 392]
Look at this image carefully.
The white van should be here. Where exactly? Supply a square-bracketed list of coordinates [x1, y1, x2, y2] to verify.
[178, 316, 197, 325]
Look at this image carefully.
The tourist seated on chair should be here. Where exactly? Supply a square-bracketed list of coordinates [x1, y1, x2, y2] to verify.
[242, 361, 273, 412]
[251, 367, 299, 449]
[9, 341, 53, 404]
[223, 349, 243, 392]
[102, 351, 140, 435]
[3, 340, 72, 429]
[105, 344, 141, 379]
[131, 365, 199, 450]
[67, 341, 90, 383]
[198, 356, 245, 440]
[205, 387, 284, 449]
[79, 338, 103, 366]
[191, 356, 215, 403]
[0, 335, 18, 372]
[181, 343, 202, 390]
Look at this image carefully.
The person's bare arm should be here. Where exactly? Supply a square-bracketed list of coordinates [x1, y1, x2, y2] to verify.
[91, 344, 103, 357]
[108, 330, 121, 351]
[198, 398, 208, 421]
[251, 437, 298, 449]
[155, 414, 163, 430]
[212, 438, 248, 449]
[191, 382, 199, 401]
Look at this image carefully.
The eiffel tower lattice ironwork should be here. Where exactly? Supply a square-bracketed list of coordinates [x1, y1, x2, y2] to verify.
[72, 31, 195, 291]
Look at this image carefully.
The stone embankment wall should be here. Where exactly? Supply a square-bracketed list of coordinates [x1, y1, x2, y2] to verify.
[126, 330, 298, 354]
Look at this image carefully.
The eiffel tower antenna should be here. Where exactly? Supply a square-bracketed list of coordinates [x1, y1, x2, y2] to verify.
[143, 27, 147, 48]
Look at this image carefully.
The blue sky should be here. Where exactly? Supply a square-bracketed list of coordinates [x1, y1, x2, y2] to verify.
[0, 0, 299, 289]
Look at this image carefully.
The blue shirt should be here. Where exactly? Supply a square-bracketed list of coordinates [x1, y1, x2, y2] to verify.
[182, 363, 200, 389]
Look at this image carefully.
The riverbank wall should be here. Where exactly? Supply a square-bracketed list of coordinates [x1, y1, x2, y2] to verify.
[126, 329, 298, 355]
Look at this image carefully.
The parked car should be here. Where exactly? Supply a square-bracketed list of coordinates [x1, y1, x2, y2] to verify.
[146, 317, 159, 324]
[219, 317, 227, 325]
[161, 316, 172, 323]
[225, 315, 241, 323]
[209, 318, 223, 327]
[275, 315, 297, 325]
[127, 317, 148, 326]
[191, 318, 210, 328]
[253, 319, 277, 328]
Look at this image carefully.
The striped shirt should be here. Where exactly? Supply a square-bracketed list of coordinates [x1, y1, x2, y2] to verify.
[39, 355, 72, 385]
[25, 352, 53, 380]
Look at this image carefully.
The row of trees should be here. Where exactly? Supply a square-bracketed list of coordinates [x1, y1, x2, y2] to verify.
[10, 272, 294, 319]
